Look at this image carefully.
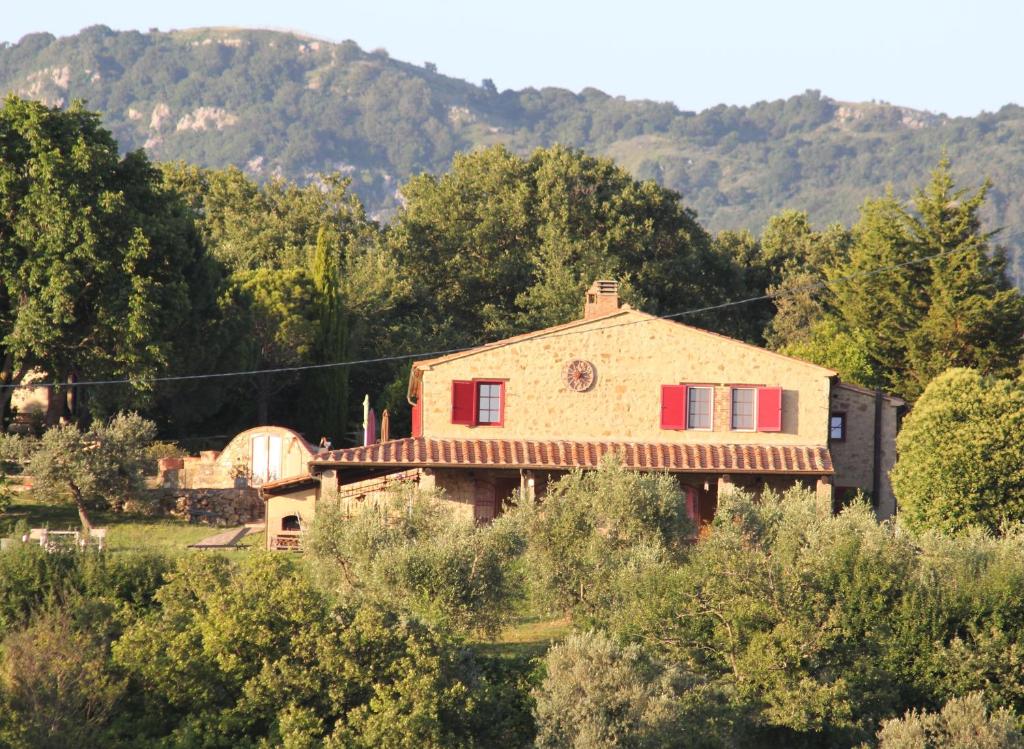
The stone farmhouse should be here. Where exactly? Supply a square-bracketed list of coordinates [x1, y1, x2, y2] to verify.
[263, 281, 903, 550]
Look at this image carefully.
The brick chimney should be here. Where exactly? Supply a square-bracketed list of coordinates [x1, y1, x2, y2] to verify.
[583, 279, 620, 319]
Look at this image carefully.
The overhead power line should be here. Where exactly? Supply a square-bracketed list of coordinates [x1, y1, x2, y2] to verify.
[0, 241, 989, 391]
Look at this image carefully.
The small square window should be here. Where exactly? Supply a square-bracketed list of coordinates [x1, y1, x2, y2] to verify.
[687, 387, 713, 429]
[830, 413, 846, 441]
[476, 382, 503, 425]
[731, 388, 756, 430]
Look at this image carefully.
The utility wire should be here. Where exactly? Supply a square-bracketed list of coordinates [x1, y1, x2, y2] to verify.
[0, 240, 996, 391]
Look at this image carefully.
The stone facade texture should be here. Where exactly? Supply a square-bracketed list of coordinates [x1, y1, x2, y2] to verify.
[269, 291, 905, 543]
[415, 310, 835, 446]
[829, 383, 902, 519]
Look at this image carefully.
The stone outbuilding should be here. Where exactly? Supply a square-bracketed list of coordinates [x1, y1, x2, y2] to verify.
[159, 426, 320, 525]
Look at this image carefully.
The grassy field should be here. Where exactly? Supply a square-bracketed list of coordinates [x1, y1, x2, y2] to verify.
[0, 494, 256, 553]
[477, 615, 572, 660]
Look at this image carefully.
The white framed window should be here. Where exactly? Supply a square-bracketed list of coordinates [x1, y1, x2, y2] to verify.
[476, 381, 504, 425]
[830, 413, 846, 441]
[687, 386, 713, 430]
[250, 433, 282, 483]
[731, 387, 756, 430]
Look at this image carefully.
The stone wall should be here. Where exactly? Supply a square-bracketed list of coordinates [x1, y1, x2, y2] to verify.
[148, 487, 265, 526]
[829, 384, 902, 519]
[416, 310, 835, 446]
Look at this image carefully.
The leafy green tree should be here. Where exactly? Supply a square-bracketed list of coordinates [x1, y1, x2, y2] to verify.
[388, 145, 747, 353]
[226, 267, 319, 425]
[509, 458, 692, 616]
[112, 552, 530, 747]
[890, 368, 1024, 534]
[27, 412, 156, 532]
[588, 488, 920, 746]
[0, 96, 203, 425]
[781, 318, 878, 388]
[760, 212, 851, 352]
[162, 164, 369, 272]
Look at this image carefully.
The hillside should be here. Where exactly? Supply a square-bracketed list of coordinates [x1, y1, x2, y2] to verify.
[4, 25, 1024, 277]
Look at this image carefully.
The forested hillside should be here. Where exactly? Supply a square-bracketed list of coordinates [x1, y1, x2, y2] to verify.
[4, 25, 1024, 279]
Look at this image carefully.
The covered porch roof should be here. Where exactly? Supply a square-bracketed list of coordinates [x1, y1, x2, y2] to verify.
[311, 437, 833, 475]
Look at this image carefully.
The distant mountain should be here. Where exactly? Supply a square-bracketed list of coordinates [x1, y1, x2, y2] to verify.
[4, 25, 1024, 279]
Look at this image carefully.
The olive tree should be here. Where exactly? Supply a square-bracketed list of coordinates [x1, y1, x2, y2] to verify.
[308, 486, 525, 637]
[27, 412, 156, 532]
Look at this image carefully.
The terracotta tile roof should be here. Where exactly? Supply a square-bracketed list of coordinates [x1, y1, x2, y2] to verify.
[261, 474, 319, 496]
[312, 438, 833, 475]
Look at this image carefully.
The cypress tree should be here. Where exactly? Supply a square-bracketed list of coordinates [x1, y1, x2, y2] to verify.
[308, 224, 350, 443]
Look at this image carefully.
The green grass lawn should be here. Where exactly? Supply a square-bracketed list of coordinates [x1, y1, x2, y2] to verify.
[1, 494, 253, 553]
[478, 615, 572, 660]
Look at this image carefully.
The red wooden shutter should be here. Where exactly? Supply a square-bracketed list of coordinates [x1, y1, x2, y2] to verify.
[660, 385, 687, 430]
[451, 381, 474, 425]
[757, 386, 783, 431]
[411, 400, 423, 438]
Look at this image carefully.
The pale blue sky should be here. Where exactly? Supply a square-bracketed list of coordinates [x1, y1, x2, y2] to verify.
[4, 0, 1021, 117]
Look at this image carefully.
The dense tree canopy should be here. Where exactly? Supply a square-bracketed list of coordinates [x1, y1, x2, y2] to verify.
[388, 144, 751, 352]
[770, 162, 1024, 399]
[0, 96, 209, 424]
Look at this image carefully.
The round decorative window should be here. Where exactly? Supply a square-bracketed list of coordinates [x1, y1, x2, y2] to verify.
[564, 359, 596, 392]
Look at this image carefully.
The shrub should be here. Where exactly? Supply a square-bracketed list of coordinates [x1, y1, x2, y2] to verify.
[533, 630, 681, 749]
[112, 552, 532, 747]
[0, 609, 124, 749]
[875, 693, 1024, 749]
[891, 368, 1024, 534]
[308, 486, 525, 637]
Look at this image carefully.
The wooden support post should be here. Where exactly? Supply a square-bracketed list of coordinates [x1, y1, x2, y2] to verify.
[816, 475, 833, 517]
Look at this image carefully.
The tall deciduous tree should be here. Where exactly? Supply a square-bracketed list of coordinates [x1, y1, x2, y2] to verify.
[0, 96, 205, 426]
[226, 267, 318, 425]
[387, 144, 749, 367]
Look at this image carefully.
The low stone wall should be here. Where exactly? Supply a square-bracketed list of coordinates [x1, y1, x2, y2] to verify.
[148, 488, 264, 527]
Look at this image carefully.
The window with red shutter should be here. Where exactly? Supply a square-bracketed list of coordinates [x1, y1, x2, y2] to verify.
[756, 386, 783, 431]
[451, 381, 474, 425]
[661, 384, 687, 429]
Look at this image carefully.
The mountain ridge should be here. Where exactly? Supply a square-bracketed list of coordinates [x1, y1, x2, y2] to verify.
[4, 25, 1024, 278]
